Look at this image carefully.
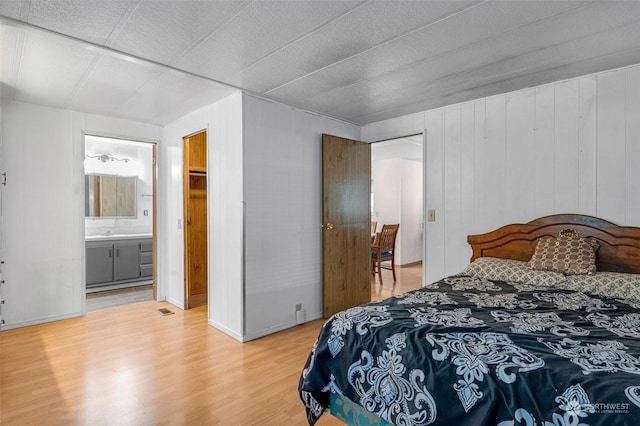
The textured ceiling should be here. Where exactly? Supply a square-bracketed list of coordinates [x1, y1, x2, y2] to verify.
[2, 0, 640, 126]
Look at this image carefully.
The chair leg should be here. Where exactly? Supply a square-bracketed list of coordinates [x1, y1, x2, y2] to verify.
[391, 258, 396, 281]
[377, 262, 383, 285]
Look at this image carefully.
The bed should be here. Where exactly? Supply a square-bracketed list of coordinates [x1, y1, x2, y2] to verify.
[299, 214, 640, 425]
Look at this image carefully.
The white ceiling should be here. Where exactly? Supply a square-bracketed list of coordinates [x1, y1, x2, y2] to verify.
[2, 0, 640, 126]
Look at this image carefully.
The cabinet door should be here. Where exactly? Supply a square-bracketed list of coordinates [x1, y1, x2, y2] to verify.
[86, 244, 114, 286]
[114, 242, 140, 281]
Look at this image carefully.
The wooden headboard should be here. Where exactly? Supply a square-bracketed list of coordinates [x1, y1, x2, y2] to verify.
[467, 214, 640, 274]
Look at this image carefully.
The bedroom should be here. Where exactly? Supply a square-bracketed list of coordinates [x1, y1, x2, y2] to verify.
[1, 1, 640, 423]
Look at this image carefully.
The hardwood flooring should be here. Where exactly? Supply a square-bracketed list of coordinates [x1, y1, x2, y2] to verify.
[0, 264, 422, 425]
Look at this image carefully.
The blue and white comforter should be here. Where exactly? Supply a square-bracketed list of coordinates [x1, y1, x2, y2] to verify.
[299, 275, 640, 425]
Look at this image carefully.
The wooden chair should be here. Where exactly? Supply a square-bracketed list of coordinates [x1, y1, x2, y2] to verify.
[371, 220, 378, 235]
[371, 224, 399, 285]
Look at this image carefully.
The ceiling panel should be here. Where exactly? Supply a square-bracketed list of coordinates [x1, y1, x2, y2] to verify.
[110, 0, 248, 64]
[264, 0, 587, 104]
[225, 0, 480, 92]
[2, 0, 640, 126]
[68, 54, 163, 113]
[3, 0, 136, 45]
[174, 0, 362, 82]
[327, 19, 640, 120]
[354, 47, 640, 124]
[14, 31, 98, 106]
[116, 70, 236, 124]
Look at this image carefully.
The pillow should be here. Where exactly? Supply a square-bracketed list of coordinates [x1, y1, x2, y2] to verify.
[564, 272, 640, 302]
[528, 235, 599, 275]
[462, 257, 566, 287]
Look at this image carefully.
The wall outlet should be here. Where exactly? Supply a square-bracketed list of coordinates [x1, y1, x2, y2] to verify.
[295, 303, 302, 311]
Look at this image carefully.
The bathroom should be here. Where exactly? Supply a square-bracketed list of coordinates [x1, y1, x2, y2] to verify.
[84, 135, 155, 308]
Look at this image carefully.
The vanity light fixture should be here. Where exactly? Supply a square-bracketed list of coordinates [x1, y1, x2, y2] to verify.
[85, 154, 130, 163]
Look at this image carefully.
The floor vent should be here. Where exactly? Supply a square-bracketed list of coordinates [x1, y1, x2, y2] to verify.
[157, 308, 174, 316]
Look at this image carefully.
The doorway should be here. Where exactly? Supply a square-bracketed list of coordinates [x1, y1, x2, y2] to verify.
[83, 135, 156, 311]
[370, 134, 424, 289]
[182, 130, 208, 309]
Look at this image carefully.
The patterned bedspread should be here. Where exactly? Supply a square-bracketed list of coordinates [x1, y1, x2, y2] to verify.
[298, 275, 640, 425]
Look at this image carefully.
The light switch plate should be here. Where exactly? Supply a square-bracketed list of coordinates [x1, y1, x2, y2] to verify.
[427, 209, 436, 222]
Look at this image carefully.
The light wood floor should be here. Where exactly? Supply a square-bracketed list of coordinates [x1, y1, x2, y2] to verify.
[0, 264, 421, 425]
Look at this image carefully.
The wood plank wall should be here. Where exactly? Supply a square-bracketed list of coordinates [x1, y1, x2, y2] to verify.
[362, 64, 640, 285]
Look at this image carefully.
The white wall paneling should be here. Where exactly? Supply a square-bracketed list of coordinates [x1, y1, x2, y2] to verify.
[443, 105, 462, 274]
[627, 67, 640, 223]
[209, 94, 244, 340]
[577, 76, 597, 216]
[242, 94, 360, 341]
[533, 84, 556, 218]
[459, 102, 476, 268]
[0, 101, 161, 329]
[2, 102, 80, 326]
[505, 89, 535, 224]
[161, 93, 244, 341]
[424, 109, 444, 284]
[483, 95, 508, 232]
[399, 160, 423, 265]
[597, 71, 626, 225]
[363, 63, 640, 283]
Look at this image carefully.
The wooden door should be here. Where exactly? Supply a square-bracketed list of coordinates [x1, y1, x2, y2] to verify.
[183, 130, 208, 309]
[322, 134, 371, 318]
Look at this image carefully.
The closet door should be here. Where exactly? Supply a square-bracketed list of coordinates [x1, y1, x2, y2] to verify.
[183, 130, 208, 309]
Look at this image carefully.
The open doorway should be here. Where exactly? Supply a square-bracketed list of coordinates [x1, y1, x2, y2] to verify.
[83, 135, 156, 311]
[370, 135, 423, 298]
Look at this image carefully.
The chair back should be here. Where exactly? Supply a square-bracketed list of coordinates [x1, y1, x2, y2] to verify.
[376, 224, 399, 252]
[371, 221, 378, 234]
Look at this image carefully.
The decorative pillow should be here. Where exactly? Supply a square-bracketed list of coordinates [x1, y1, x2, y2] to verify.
[528, 235, 599, 275]
[462, 257, 566, 287]
[564, 272, 640, 302]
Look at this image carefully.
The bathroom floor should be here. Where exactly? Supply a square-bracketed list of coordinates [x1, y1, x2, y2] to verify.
[86, 284, 153, 312]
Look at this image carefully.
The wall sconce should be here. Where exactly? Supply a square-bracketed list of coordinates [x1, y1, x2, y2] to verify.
[85, 154, 130, 163]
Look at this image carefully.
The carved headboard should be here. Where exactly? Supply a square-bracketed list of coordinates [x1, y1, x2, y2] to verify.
[467, 214, 640, 274]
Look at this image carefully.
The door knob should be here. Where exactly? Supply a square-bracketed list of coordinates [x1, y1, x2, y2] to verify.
[325, 223, 334, 230]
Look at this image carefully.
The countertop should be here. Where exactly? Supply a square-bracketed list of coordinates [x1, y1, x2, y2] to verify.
[85, 233, 152, 241]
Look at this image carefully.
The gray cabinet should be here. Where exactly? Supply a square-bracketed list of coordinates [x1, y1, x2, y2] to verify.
[114, 242, 140, 282]
[86, 237, 152, 288]
[86, 244, 114, 285]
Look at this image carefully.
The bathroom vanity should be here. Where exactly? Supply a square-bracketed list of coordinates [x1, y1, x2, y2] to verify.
[85, 234, 152, 289]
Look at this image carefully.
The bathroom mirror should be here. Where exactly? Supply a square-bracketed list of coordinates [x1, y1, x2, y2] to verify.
[85, 174, 137, 218]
